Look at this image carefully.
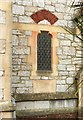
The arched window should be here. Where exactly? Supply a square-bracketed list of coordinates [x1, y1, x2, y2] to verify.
[37, 31, 52, 71]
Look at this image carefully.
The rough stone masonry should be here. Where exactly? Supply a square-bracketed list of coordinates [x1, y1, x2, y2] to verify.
[0, 0, 82, 119]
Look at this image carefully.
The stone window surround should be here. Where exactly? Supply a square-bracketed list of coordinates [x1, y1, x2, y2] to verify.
[13, 23, 60, 93]
[28, 28, 59, 79]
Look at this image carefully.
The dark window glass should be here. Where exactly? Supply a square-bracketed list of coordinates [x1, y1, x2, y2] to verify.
[37, 31, 52, 71]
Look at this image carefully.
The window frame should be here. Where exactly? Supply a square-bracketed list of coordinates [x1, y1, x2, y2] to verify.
[28, 28, 58, 78]
[37, 31, 52, 72]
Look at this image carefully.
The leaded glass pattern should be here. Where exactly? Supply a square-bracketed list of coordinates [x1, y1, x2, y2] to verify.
[37, 31, 52, 71]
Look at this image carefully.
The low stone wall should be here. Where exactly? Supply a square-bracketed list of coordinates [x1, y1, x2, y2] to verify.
[13, 93, 78, 118]
[16, 99, 77, 111]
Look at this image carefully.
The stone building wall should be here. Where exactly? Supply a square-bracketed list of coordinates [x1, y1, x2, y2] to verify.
[11, 0, 82, 118]
[12, 29, 32, 93]
[0, 0, 82, 119]
[12, 0, 82, 94]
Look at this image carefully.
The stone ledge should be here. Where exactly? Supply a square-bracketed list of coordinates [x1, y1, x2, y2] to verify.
[16, 107, 78, 117]
[13, 92, 77, 102]
[0, 101, 15, 112]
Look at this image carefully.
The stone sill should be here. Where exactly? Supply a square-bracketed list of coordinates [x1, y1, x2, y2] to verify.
[16, 107, 78, 117]
[13, 92, 78, 102]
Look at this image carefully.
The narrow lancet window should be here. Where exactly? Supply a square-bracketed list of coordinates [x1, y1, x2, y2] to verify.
[37, 31, 52, 71]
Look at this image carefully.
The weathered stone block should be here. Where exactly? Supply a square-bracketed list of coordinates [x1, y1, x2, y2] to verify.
[20, 76, 29, 80]
[12, 76, 20, 83]
[12, 30, 22, 35]
[19, 16, 33, 23]
[45, 0, 51, 5]
[13, 46, 30, 55]
[67, 65, 75, 71]
[54, 12, 64, 20]
[25, 6, 38, 12]
[64, 99, 77, 108]
[72, 58, 81, 64]
[22, 65, 32, 71]
[45, 5, 55, 12]
[59, 59, 71, 65]
[25, 11, 33, 16]
[50, 100, 65, 108]
[25, 80, 32, 87]
[66, 77, 74, 84]
[16, 88, 29, 93]
[58, 55, 67, 59]
[60, 40, 71, 46]
[76, 50, 81, 55]
[57, 65, 66, 71]
[63, 47, 76, 55]
[56, 48, 62, 55]
[59, 71, 68, 76]
[68, 20, 75, 28]
[16, 101, 34, 110]
[12, 35, 18, 45]
[19, 37, 28, 46]
[13, 15, 18, 22]
[55, 20, 67, 26]
[12, 72, 17, 76]
[57, 33, 65, 39]
[34, 101, 49, 109]
[66, 34, 73, 41]
[15, 0, 23, 4]
[61, 76, 67, 80]
[57, 80, 66, 85]
[12, 5, 24, 15]
[64, 14, 72, 20]
[72, 42, 78, 47]
[50, 99, 77, 108]
[57, 0, 67, 4]
[19, 46, 30, 55]
[68, 71, 76, 76]
[25, 31, 32, 36]
[22, 0, 32, 5]
[55, 4, 65, 12]
[33, 0, 44, 7]
[18, 71, 30, 77]
[56, 85, 68, 92]
[12, 65, 20, 70]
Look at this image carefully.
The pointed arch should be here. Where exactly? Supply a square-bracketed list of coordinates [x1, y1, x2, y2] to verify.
[30, 9, 58, 25]
[37, 31, 52, 71]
